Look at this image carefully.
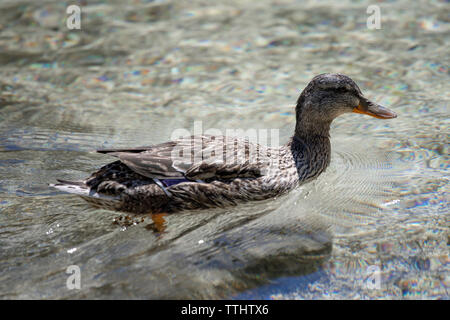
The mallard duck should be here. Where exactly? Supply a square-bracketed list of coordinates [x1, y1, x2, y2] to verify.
[52, 74, 396, 214]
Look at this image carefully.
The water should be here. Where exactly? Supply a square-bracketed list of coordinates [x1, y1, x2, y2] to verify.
[0, 0, 448, 299]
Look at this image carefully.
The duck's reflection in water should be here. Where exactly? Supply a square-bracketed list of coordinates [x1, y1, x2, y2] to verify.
[104, 190, 331, 299]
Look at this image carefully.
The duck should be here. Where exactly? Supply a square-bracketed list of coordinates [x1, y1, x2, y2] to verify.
[52, 73, 397, 214]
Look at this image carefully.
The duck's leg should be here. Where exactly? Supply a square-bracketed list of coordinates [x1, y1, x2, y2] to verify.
[147, 213, 167, 233]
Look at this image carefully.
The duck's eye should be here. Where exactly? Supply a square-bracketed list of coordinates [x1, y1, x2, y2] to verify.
[334, 88, 348, 94]
[322, 87, 348, 94]
[324, 87, 359, 96]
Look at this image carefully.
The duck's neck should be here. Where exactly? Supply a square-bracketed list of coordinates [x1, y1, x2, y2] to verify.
[294, 108, 332, 139]
[290, 129, 331, 183]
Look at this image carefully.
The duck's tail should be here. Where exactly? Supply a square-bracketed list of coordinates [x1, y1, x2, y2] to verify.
[51, 179, 89, 195]
[50, 179, 122, 210]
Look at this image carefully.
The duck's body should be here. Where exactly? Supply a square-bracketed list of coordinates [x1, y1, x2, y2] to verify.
[53, 74, 396, 214]
[55, 135, 330, 213]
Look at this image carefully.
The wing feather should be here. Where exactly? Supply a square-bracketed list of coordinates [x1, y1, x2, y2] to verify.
[97, 135, 270, 181]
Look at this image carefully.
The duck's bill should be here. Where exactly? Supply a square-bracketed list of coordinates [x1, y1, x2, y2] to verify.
[353, 98, 397, 119]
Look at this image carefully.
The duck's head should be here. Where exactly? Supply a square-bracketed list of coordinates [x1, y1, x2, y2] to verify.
[295, 73, 397, 137]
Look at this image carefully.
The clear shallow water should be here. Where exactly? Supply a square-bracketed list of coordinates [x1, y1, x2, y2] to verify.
[0, 0, 448, 299]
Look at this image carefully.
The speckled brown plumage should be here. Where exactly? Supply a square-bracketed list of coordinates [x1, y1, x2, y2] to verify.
[52, 73, 396, 214]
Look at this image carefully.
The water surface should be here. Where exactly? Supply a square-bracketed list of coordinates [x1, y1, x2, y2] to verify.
[0, 0, 448, 299]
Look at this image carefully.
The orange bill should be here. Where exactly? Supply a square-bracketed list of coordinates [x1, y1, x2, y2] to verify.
[353, 98, 397, 119]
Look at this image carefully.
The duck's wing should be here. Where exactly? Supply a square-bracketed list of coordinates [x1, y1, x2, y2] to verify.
[97, 135, 269, 181]
[97, 140, 184, 179]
